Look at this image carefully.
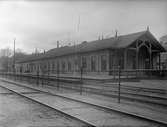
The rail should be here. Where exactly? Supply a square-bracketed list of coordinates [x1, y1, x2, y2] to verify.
[0, 68, 167, 105]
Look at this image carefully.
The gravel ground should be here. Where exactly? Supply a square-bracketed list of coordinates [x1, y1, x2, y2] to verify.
[0, 88, 88, 127]
[0, 81, 165, 127]
[0, 78, 166, 127]
[26, 93, 165, 127]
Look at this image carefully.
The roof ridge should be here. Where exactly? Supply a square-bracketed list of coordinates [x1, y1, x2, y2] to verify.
[17, 30, 156, 63]
[83, 30, 147, 43]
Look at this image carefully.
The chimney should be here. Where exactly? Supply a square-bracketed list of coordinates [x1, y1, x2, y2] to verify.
[43, 50, 45, 54]
[147, 26, 150, 31]
[35, 48, 38, 56]
[57, 41, 59, 48]
[115, 30, 118, 38]
[98, 35, 100, 40]
[101, 34, 104, 40]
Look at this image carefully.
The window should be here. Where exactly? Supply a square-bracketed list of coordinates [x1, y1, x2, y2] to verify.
[132, 56, 136, 69]
[52, 61, 55, 72]
[91, 56, 96, 71]
[68, 61, 71, 72]
[56, 62, 60, 72]
[74, 57, 79, 71]
[47, 62, 50, 72]
[61, 61, 66, 72]
[82, 56, 87, 69]
[40, 62, 44, 72]
[101, 55, 107, 71]
[43, 63, 47, 72]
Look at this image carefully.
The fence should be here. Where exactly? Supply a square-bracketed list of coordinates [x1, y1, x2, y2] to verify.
[0, 67, 167, 103]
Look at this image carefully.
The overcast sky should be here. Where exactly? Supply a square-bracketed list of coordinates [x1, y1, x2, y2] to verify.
[0, 0, 167, 53]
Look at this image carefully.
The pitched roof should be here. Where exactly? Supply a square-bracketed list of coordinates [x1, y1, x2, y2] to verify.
[17, 30, 165, 63]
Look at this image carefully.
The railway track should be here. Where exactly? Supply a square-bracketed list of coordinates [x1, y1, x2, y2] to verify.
[42, 80, 167, 107]
[50, 83, 167, 107]
[13, 73, 167, 93]
[81, 85, 167, 105]
[2, 73, 166, 94]
[0, 83, 94, 127]
[0, 87, 92, 127]
[0, 79, 166, 126]
[1, 74, 167, 107]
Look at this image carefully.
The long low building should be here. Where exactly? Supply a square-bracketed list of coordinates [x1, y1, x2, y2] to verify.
[15, 29, 166, 76]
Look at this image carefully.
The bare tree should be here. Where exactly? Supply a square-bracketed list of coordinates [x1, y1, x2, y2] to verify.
[0, 48, 27, 72]
[0, 48, 12, 71]
[0, 48, 12, 57]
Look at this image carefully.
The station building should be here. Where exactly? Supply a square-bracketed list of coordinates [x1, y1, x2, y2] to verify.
[15, 29, 166, 76]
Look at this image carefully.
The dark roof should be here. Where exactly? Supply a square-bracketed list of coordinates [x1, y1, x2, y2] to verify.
[17, 30, 165, 63]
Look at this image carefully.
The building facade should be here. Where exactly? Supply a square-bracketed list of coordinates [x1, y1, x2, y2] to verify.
[15, 30, 166, 76]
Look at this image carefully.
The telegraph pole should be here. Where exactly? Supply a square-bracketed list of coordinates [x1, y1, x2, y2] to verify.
[74, 15, 80, 74]
[77, 15, 83, 95]
[77, 15, 80, 33]
[13, 38, 16, 73]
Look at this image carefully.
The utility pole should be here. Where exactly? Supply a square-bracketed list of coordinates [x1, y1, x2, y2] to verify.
[74, 15, 80, 74]
[77, 15, 80, 33]
[13, 38, 16, 80]
[13, 38, 16, 73]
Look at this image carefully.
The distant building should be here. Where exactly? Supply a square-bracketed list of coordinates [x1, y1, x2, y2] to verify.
[15, 30, 165, 76]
